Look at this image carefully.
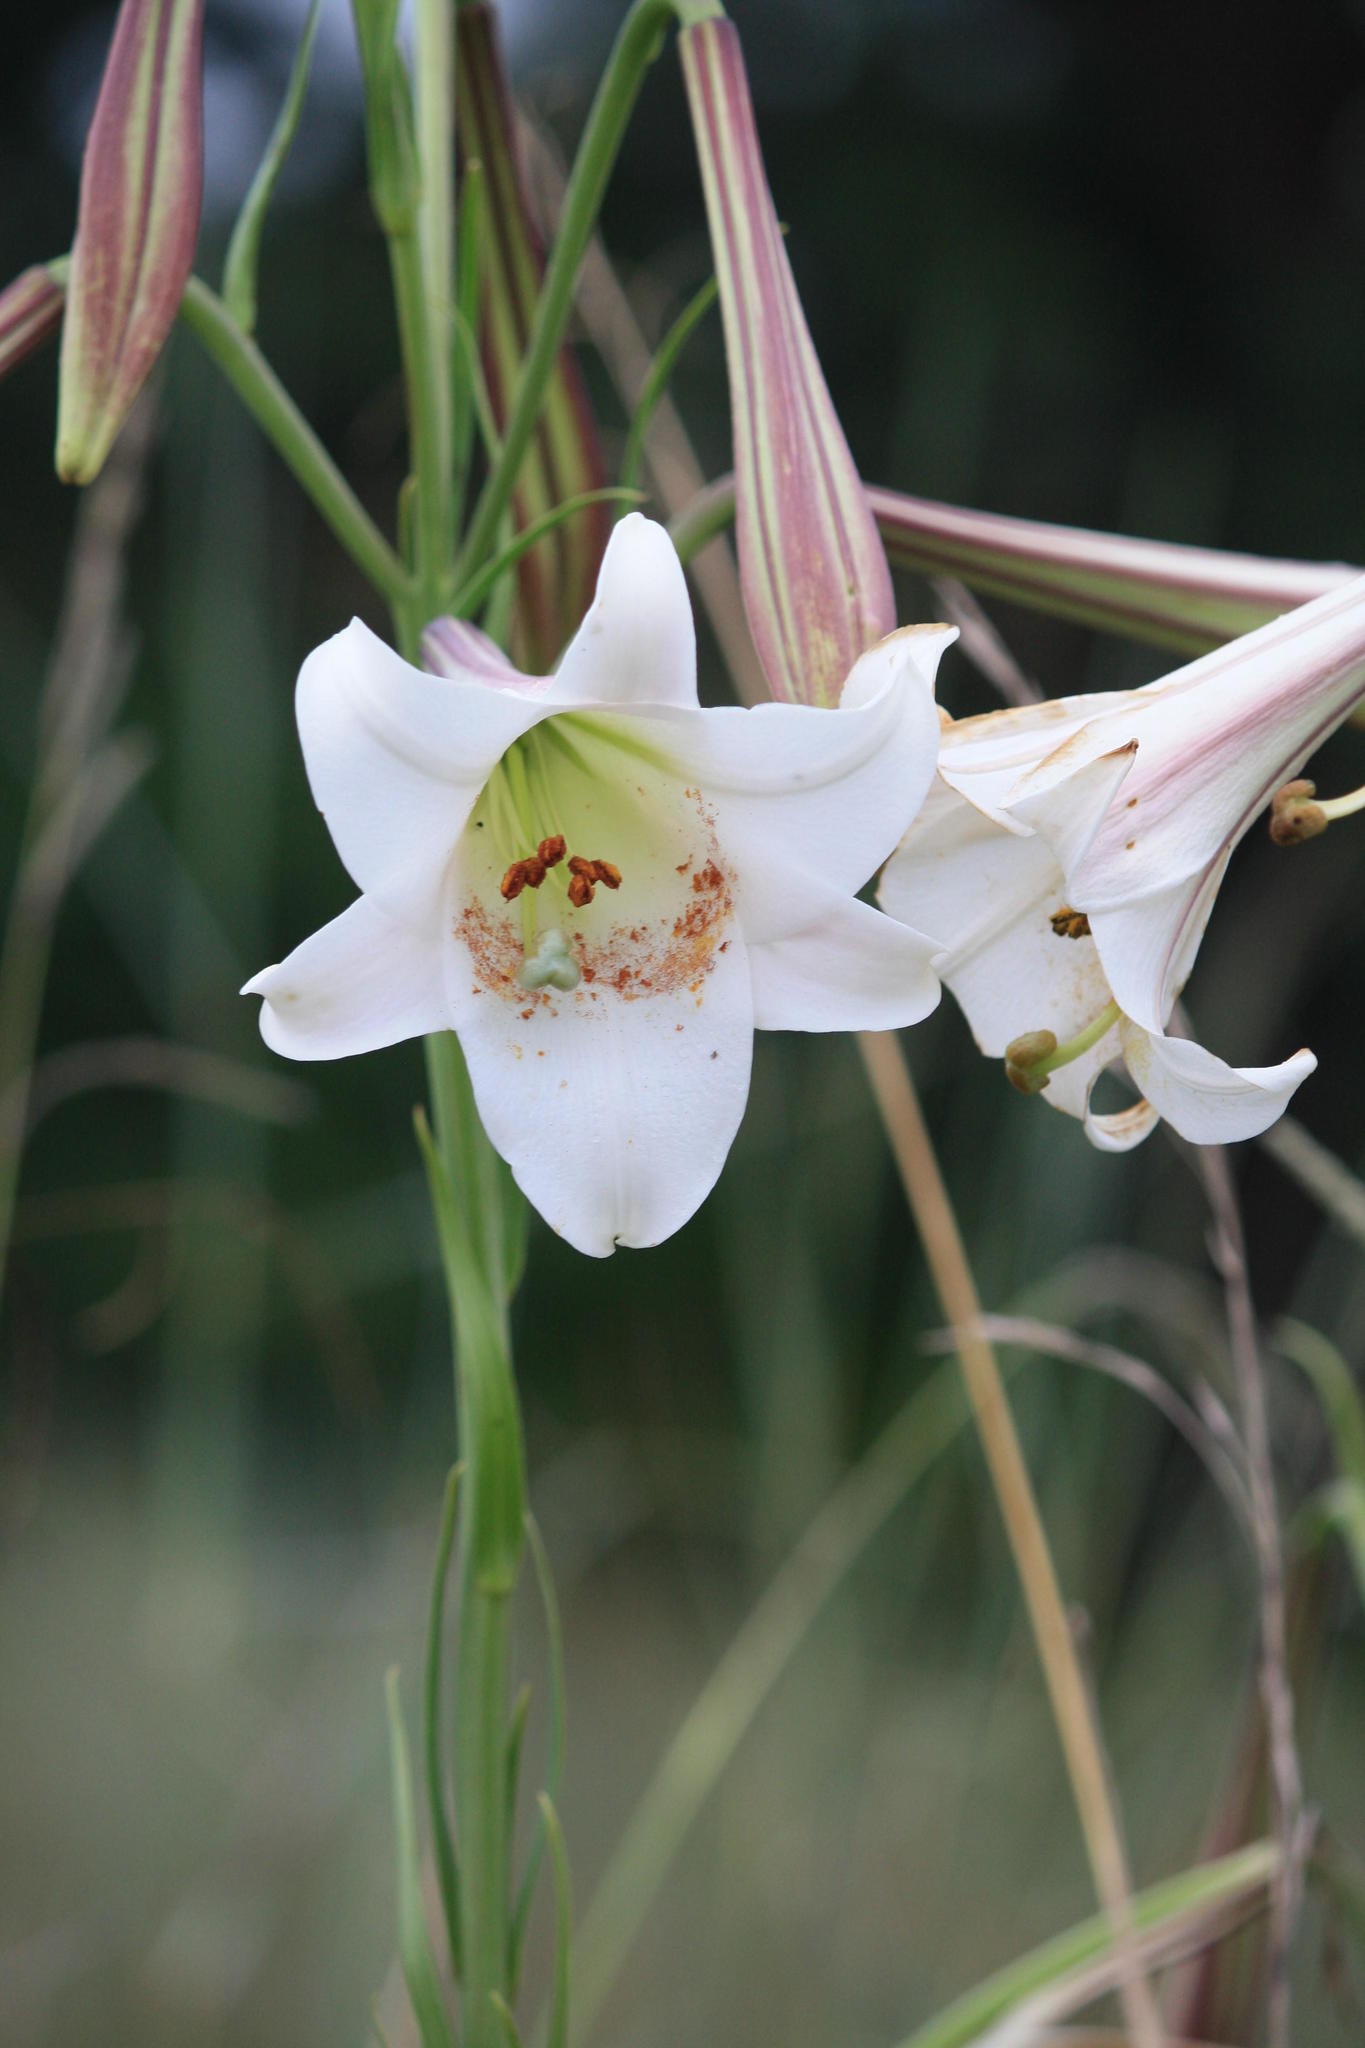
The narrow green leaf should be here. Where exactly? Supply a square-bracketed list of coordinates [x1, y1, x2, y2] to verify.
[507, 1513, 567, 1995]
[1297, 1477, 1365, 1606]
[895, 1841, 1277, 2048]
[1275, 1317, 1365, 1487]
[489, 1992, 526, 2048]
[505, 1680, 532, 1844]
[451, 157, 486, 531]
[538, 1793, 573, 2048]
[455, 2, 614, 664]
[452, 488, 644, 619]
[422, 1463, 464, 1980]
[384, 1667, 458, 2048]
[222, 0, 323, 334]
[619, 274, 718, 500]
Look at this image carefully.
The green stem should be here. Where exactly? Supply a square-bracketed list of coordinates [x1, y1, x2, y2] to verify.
[424, 1029, 509, 1349]
[388, 224, 455, 627]
[619, 274, 718, 501]
[173, 274, 411, 605]
[455, 0, 691, 584]
[455, 1561, 514, 2048]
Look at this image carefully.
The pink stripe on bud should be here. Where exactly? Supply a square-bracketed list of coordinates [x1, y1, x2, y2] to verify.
[680, 19, 894, 707]
[0, 268, 64, 380]
[57, 0, 204, 485]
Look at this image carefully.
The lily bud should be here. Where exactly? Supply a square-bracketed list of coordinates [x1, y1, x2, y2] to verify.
[1268, 778, 1328, 846]
[680, 18, 894, 707]
[56, 0, 204, 485]
[1004, 1030, 1058, 1095]
[456, 3, 610, 668]
[0, 267, 64, 382]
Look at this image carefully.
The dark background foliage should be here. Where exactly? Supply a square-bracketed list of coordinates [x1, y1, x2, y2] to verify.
[1, 3, 1364, 2043]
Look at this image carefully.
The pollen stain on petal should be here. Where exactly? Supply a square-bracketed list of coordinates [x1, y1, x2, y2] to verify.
[461, 790, 734, 1012]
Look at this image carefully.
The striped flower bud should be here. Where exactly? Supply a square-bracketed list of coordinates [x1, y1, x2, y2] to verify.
[680, 18, 894, 707]
[56, 0, 204, 485]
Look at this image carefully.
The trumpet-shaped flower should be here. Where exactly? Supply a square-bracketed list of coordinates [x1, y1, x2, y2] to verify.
[247, 517, 948, 1253]
[881, 573, 1365, 1149]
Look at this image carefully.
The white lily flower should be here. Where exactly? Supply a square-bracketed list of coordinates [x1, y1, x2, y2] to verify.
[880, 573, 1365, 1150]
[247, 516, 949, 1254]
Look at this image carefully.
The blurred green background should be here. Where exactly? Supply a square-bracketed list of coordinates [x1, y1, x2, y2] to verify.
[2, 1, 1365, 2043]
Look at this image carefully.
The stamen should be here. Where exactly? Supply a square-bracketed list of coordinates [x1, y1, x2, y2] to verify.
[1269, 775, 1365, 846]
[565, 855, 624, 908]
[499, 853, 548, 900]
[1048, 905, 1091, 940]
[517, 928, 580, 992]
[1005, 999, 1121, 1095]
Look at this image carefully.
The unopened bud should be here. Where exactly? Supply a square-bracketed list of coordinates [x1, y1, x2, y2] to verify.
[1004, 1030, 1057, 1095]
[1269, 779, 1327, 847]
[57, 0, 205, 484]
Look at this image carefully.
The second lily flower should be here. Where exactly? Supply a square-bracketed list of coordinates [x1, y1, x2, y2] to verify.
[881, 574, 1365, 1148]
[247, 517, 950, 1254]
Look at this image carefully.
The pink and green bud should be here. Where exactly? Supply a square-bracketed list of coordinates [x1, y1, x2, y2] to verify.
[456, 3, 610, 670]
[0, 267, 65, 382]
[56, 0, 204, 485]
[866, 485, 1356, 656]
[680, 18, 894, 707]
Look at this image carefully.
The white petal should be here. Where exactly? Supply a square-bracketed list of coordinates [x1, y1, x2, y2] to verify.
[446, 906, 753, 1259]
[244, 896, 446, 1060]
[1084, 1094, 1160, 1152]
[1085, 852, 1230, 1033]
[1006, 739, 1137, 875]
[749, 888, 941, 1031]
[297, 619, 547, 920]
[881, 778, 1114, 1069]
[547, 514, 699, 711]
[1119, 1017, 1316, 1143]
[616, 629, 948, 940]
[935, 688, 1137, 826]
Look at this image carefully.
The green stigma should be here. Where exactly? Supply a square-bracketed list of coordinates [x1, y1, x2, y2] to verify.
[518, 929, 580, 993]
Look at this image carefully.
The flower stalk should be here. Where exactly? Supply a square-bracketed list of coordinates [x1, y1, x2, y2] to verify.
[859, 1029, 1166, 2048]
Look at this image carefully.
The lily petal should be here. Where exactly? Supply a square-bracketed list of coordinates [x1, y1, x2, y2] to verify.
[1078, 574, 1365, 901]
[245, 896, 447, 1059]
[882, 780, 1113, 1053]
[1119, 1017, 1316, 1143]
[547, 514, 698, 710]
[445, 893, 753, 1257]
[625, 627, 948, 939]
[296, 618, 547, 919]
[749, 886, 941, 1032]
[1083, 1093, 1161, 1153]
